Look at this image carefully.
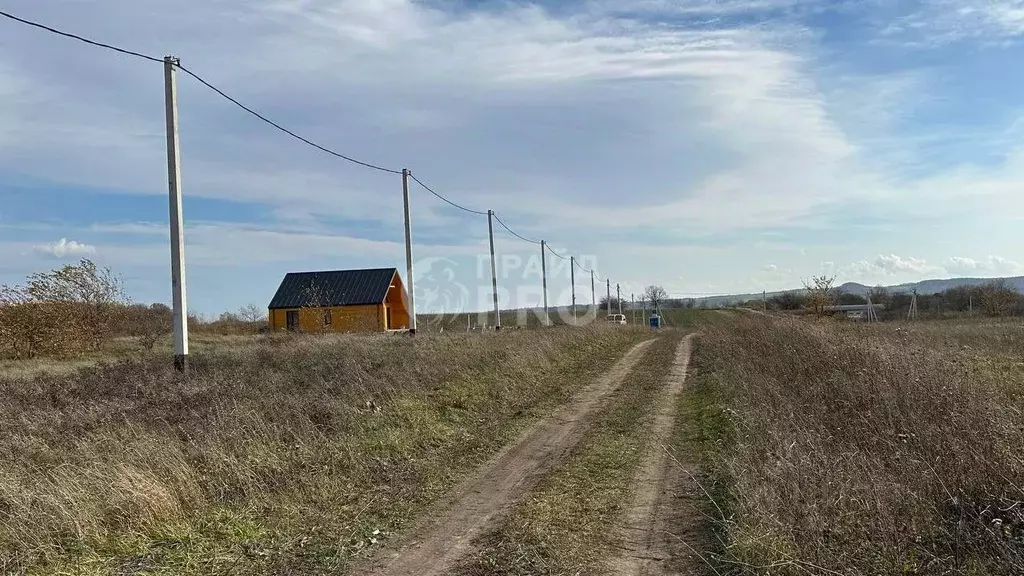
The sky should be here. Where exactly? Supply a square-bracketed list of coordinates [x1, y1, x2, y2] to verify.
[2, 0, 1024, 314]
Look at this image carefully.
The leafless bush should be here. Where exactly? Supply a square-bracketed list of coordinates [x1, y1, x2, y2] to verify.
[0, 259, 127, 359]
[801, 274, 836, 316]
[696, 315, 1024, 574]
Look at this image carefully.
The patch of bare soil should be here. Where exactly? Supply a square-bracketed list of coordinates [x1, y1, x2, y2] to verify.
[611, 334, 706, 576]
[362, 339, 656, 576]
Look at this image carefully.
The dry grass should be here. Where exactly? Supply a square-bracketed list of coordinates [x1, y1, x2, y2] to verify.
[690, 315, 1024, 575]
[0, 326, 647, 575]
[453, 330, 686, 576]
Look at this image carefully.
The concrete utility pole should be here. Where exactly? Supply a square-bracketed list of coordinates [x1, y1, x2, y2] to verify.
[164, 56, 189, 372]
[617, 283, 622, 315]
[763, 290, 767, 313]
[402, 169, 417, 334]
[540, 240, 549, 326]
[631, 293, 635, 324]
[591, 270, 596, 315]
[606, 279, 611, 316]
[570, 256, 577, 323]
[487, 210, 501, 330]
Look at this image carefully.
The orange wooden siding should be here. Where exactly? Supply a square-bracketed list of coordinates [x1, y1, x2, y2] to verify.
[384, 273, 411, 330]
[269, 304, 382, 332]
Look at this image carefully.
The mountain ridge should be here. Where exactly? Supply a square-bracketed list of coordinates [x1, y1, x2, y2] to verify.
[689, 276, 1024, 307]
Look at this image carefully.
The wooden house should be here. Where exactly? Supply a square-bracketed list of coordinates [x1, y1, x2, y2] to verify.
[268, 268, 411, 332]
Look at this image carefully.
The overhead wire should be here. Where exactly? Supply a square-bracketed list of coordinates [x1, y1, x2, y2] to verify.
[0, 10, 403, 175]
[1, 9, 629, 297]
[492, 213, 541, 245]
[176, 64, 402, 175]
[546, 245, 569, 261]
[0, 10, 163, 63]
[408, 173, 489, 215]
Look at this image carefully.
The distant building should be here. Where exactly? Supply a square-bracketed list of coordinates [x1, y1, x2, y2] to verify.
[824, 304, 883, 321]
[268, 268, 410, 332]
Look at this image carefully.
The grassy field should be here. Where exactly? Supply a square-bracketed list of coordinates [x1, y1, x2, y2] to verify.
[688, 314, 1024, 574]
[9, 306, 1018, 575]
[0, 325, 649, 575]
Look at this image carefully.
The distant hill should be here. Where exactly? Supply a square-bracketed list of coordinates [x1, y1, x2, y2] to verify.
[838, 277, 1024, 296]
[689, 276, 1024, 308]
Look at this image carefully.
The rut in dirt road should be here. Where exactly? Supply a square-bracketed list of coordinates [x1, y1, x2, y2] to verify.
[611, 334, 703, 576]
[362, 339, 656, 576]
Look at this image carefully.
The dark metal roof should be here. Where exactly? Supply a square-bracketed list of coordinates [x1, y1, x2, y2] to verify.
[268, 268, 398, 309]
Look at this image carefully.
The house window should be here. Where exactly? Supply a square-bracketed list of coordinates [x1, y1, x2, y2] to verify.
[323, 309, 332, 326]
[286, 310, 299, 331]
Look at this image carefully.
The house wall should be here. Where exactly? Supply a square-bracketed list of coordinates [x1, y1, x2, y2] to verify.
[269, 304, 384, 332]
[384, 277, 410, 330]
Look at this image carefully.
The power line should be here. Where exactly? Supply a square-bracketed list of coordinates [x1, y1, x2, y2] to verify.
[575, 259, 594, 274]
[177, 64, 402, 175]
[547, 246, 569, 261]
[0, 10, 403, 175]
[2, 9, 634, 300]
[0, 9, 163, 63]
[492, 213, 541, 245]
[408, 173, 488, 215]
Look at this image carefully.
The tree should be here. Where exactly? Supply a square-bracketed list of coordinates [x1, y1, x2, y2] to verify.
[23, 258, 124, 304]
[867, 285, 889, 307]
[770, 291, 806, 311]
[643, 285, 668, 312]
[836, 291, 867, 305]
[238, 303, 266, 323]
[598, 296, 624, 313]
[802, 275, 836, 316]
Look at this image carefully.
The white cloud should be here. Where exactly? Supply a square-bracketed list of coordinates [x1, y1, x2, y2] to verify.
[0, 0, 867, 238]
[881, 0, 1024, 46]
[763, 264, 778, 271]
[838, 253, 939, 280]
[945, 255, 1024, 276]
[5, 1, 1024, 311]
[32, 238, 96, 258]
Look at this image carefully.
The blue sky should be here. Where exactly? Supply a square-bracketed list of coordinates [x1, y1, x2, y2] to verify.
[3, 0, 1024, 314]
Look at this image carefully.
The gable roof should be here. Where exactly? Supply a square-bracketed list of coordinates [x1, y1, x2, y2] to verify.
[268, 268, 399, 309]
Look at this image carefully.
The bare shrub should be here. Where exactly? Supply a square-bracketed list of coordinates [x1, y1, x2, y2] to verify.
[980, 279, 1019, 317]
[801, 274, 836, 316]
[0, 259, 127, 359]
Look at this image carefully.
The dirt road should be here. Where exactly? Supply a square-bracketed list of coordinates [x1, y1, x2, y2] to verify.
[610, 334, 701, 576]
[362, 339, 655, 576]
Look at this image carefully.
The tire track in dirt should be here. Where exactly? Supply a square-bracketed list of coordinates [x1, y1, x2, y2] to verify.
[610, 334, 701, 576]
[362, 338, 656, 576]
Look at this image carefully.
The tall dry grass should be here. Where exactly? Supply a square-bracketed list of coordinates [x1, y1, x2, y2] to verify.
[694, 315, 1024, 575]
[0, 326, 644, 574]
